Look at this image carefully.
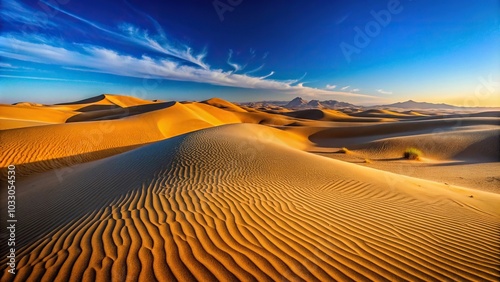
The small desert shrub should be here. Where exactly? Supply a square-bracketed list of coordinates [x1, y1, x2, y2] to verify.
[338, 147, 351, 154]
[403, 148, 422, 160]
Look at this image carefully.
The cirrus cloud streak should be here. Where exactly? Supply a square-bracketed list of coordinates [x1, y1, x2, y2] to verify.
[0, 35, 381, 100]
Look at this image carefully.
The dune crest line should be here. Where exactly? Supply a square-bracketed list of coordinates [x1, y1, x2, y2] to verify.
[1, 123, 499, 281]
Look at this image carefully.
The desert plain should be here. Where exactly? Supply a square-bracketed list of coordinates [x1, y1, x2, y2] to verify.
[1, 94, 499, 281]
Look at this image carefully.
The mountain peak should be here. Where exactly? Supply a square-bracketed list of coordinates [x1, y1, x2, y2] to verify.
[242, 98, 357, 110]
[285, 97, 308, 108]
[307, 100, 322, 107]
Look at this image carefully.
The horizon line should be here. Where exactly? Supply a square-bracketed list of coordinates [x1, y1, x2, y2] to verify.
[1, 93, 500, 108]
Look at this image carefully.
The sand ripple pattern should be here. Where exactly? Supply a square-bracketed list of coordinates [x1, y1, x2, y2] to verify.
[1, 124, 499, 281]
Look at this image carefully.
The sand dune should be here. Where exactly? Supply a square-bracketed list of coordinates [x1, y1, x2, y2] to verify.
[2, 123, 499, 281]
[0, 118, 56, 130]
[56, 94, 159, 109]
[283, 109, 392, 122]
[348, 128, 499, 161]
[284, 109, 348, 120]
[306, 117, 499, 144]
[0, 94, 163, 130]
[1, 95, 499, 281]
[0, 104, 76, 130]
[305, 125, 499, 161]
[65, 102, 174, 122]
[402, 110, 428, 116]
[0, 101, 241, 176]
[202, 97, 248, 113]
[351, 109, 413, 118]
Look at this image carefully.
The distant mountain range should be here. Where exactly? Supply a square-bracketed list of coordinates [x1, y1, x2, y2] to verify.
[243, 97, 358, 110]
[242, 98, 498, 111]
[373, 100, 465, 110]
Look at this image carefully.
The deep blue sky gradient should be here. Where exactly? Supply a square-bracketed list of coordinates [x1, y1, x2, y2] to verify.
[0, 0, 498, 105]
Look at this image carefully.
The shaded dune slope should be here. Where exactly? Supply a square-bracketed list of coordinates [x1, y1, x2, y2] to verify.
[282, 109, 391, 122]
[0, 94, 167, 130]
[351, 109, 413, 118]
[1, 124, 499, 281]
[350, 128, 500, 161]
[55, 94, 157, 108]
[0, 102, 241, 177]
[66, 101, 176, 122]
[304, 117, 500, 161]
[308, 117, 500, 141]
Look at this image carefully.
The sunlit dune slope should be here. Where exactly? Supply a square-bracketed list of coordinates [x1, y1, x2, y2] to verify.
[0, 101, 242, 176]
[201, 97, 248, 113]
[2, 94, 498, 177]
[0, 94, 161, 130]
[1, 123, 498, 281]
[1, 94, 314, 177]
[0, 104, 76, 128]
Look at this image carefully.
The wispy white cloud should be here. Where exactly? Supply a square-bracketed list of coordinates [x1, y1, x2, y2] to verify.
[1, 0, 58, 28]
[0, 62, 35, 71]
[0, 62, 16, 68]
[227, 49, 245, 72]
[118, 23, 209, 69]
[341, 85, 350, 90]
[279, 73, 308, 86]
[0, 35, 381, 101]
[244, 64, 265, 74]
[293, 72, 308, 84]
[326, 84, 336, 89]
[0, 74, 114, 84]
[259, 71, 275, 79]
[39, 0, 209, 69]
[350, 88, 360, 92]
[377, 89, 393, 95]
[0, 1, 384, 103]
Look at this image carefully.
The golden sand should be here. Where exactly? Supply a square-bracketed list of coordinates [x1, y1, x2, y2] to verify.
[1, 95, 499, 281]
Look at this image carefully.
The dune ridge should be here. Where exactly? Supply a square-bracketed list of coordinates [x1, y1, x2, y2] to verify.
[0, 101, 243, 176]
[1, 124, 499, 281]
[1, 95, 499, 281]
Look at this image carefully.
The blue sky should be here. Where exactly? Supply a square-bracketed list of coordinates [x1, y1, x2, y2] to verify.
[0, 0, 499, 106]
